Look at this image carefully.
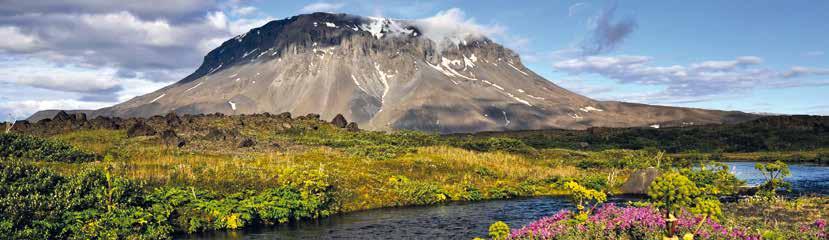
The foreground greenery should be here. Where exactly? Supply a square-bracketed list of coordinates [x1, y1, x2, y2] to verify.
[0, 160, 332, 239]
[1, 114, 827, 238]
[480, 161, 827, 240]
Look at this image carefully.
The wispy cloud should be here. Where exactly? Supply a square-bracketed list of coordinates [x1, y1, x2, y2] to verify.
[298, 2, 345, 13]
[803, 51, 824, 57]
[553, 55, 829, 103]
[580, 1, 636, 55]
[568, 2, 587, 17]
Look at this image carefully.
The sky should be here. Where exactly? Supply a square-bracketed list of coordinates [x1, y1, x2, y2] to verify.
[1, 0, 828, 121]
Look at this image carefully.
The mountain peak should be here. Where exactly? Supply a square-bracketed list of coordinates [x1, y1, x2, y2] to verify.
[84, 12, 756, 133]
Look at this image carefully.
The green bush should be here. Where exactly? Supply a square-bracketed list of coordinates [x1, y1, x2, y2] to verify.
[456, 137, 536, 154]
[488, 221, 510, 240]
[0, 161, 334, 239]
[680, 162, 744, 196]
[0, 133, 98, 163]
[388, 176, 448, 205]
[755, 160, 791, 197]
[346, 144, 414, 160]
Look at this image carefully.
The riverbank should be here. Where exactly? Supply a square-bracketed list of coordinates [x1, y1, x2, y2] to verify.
[671, 149, 829, 164]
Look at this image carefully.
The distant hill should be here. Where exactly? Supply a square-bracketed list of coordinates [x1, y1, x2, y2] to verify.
[452, 115, 829, 153]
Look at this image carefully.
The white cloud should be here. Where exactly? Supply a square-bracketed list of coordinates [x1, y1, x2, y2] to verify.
[803, 51, 824, 57]
[0, 26, 42, 52]
[412, 8, 505, 47]
[299, 2, 345, 13]
[1, 62, 119, 93]
[231, 6, 257, 16]
[689, 56, 762, 72]
[553, 55, 829, 103]
[0, 0, 276, 119]
[782, 66, 829, 78]
[79, 11, 178, 47]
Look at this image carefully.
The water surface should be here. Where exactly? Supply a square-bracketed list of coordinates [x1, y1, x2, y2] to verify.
[722, 161, 829, 195]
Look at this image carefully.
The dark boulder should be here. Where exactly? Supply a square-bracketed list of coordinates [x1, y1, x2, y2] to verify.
[126, 121, 156, 138]
[165, 112, 182, 127]
[205, 128, 227, 141]
[90, 116, 118, 129]
[205, 128, 239, 141]
[160, 129, 186, 148]
[53, 111, 71, 121]
[620, 167, 661, 195]
[238, 138, 256, 148]
[72, 113, 88, 121]
[346, 122, 360, 132]
[305, 113, 320, 120]
[10, 120, 30, 132]
[277, 112, 292, 119]
[331, 114, 348, 128]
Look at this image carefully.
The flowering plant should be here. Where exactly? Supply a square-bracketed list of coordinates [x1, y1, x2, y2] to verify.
[508, 204, 765, 240]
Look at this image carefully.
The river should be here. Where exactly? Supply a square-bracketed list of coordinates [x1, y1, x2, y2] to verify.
[191, 161, 828, 239]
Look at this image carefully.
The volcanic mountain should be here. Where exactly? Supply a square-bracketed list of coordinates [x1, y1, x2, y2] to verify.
[38, 12, 756, 133]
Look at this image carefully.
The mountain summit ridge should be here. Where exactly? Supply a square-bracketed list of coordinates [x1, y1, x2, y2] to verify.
[33, 12, 757, 133]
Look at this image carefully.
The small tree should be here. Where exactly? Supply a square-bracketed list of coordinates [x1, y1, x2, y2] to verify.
[648, 172, 700, 237]
[755, 160, 791, 197]
[648, 172, 699, 216]
[564, 181, 607, 221]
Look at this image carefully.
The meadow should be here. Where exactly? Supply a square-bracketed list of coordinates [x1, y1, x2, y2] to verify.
[2, 113, 827, 239]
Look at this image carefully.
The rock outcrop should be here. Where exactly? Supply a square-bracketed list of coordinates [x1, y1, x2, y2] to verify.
[620, 167, 661, 195]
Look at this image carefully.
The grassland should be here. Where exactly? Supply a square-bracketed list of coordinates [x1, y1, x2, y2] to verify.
[3, 113, 827, 238]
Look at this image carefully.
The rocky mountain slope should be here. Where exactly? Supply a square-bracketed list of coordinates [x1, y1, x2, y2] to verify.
[30, 12, 756, 133]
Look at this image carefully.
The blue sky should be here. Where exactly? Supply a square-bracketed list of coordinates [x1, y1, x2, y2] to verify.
[1, 0, 827, 121]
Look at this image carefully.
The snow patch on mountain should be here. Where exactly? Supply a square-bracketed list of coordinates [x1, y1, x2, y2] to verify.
[228, 101, 237, 110]
[579, 106, 604, 112]
[150, 94, 165, 103]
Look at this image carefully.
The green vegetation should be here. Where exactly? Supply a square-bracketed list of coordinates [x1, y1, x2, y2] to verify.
[0, 133, 97, 163]
[458, 115, 829, 156]
[564, 181, 606, 220]
[0, 160, 332, 239]
[2, 114, 827, 238]
[503, 167, 825, 240]
[755, 161, 792, 197]
[488, 221, 510, 240]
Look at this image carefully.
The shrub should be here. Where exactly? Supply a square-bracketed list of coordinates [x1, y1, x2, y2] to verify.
[488, 221, 510, 240]
[388, 176, 448, 205]
[0, 133, 98, 162]
[0, 161, 334, 239]
[648, 172, 700, 217]
[457, 137, 536, 154]
[509, 204, 764, 240]
[564, 181, 606, 220]
[680, 162, 744, 196]
[755, 160, 791, 197]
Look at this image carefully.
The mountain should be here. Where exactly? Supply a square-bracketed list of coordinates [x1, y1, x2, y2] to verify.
[31, 12, 757, 133]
